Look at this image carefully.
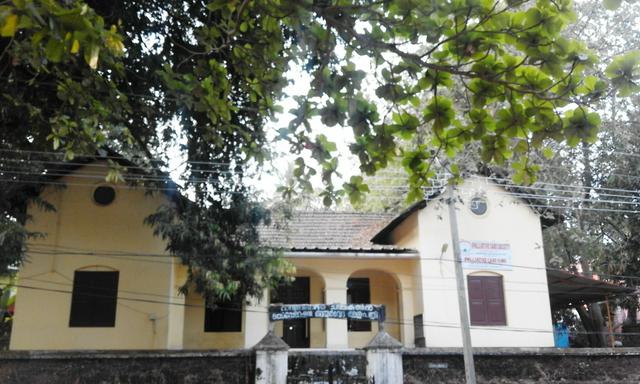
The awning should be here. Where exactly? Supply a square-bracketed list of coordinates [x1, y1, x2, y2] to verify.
[547, 269, 637, 310]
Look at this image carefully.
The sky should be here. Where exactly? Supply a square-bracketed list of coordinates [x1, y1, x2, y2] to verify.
[257, 42, 403, 200]
[168, 50, 380, 201]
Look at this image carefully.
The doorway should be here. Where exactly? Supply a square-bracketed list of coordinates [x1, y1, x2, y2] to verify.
[272, 277, 310, 348]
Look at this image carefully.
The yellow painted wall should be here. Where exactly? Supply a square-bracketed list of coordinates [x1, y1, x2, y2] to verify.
[182, 290, 245, 349]
[390, 215, 425, 335]
[10, 162, 178, 350]
[390, 212, 419, 249]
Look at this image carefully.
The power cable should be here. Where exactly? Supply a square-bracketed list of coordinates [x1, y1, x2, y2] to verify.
[22, 243, 640, 283]
[4, 282, 638, 337]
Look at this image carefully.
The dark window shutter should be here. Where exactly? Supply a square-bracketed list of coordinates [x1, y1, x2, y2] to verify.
[468, 276, 487, 325]
[204, 300, 242, 332]
[271, 277, 310, 304]
[485, 276, 506, 325]
[467, 275, 506, 326]
[347, 278, 371, 332]
[69, 271, 119, 327]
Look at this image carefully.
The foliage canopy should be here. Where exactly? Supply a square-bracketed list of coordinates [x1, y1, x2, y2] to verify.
[1, 0, 639, 299]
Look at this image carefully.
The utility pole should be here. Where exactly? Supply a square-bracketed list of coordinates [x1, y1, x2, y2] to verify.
[447, 185, 477, 384]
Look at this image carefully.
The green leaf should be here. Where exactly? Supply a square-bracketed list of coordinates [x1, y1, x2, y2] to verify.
[316, 134, 337, 152]
[343, 176, 369, 205]
[423, 96, 454, 132]
[605, 50, 640, 97]
[45, 38, 64, 63]
[375, 84, 404, 102]
[206, 1, 229, 11]
[320, 103, 342, 127]
[70, 39, 80, 54]
[0, 13, 17, 37]
[563, 108, 601, 146]
[576, 75, 607, 97]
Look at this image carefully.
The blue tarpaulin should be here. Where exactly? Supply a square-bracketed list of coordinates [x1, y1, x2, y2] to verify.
[554, 323, 570, 348]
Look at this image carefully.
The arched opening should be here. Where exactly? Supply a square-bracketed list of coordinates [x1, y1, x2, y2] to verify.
[347, 269, 402, 348]
[271, 268, 326, 348]
[468, 270, 503, 277]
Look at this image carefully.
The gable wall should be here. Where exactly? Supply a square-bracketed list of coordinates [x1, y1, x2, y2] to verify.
[390, 212, 419, 249]
[416, 178, 554, 347]
[10, 162, 179, 350]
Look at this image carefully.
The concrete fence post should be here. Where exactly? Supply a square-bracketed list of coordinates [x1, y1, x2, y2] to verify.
[364, 330, 403, 384]
[253, 330, 289, 384]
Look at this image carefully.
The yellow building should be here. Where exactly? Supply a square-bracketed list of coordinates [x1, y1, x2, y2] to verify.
[10, 160, 558, 350]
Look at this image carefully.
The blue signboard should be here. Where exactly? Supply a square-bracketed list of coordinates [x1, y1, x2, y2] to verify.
[268, 303, 385, 323]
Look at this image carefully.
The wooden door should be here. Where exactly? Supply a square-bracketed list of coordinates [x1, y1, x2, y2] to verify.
[467, 275, 506, 326]
[272, 277, 310, 348]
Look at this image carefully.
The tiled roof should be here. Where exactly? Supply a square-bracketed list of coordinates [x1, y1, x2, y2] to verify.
[259, 211, 416, 253]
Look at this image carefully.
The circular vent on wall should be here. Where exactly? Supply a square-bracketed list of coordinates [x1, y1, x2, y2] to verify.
[470, 196, 488, 216]
[93, 185, 116, 206]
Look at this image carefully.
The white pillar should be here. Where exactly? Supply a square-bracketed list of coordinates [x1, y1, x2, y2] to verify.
[364, 330, 403, 384]
[325, 287, 348, 349]
[366, 348, 403, 384]
[254, 331, 289, 384]
[255, 350, 288, 384]
[244, 289, 270, 347]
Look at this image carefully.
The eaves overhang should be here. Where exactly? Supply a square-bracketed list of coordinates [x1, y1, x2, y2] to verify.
[284, 249, 419, 259]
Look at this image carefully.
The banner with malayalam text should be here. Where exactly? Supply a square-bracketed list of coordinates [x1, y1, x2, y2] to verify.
[268, 303, 385, 323]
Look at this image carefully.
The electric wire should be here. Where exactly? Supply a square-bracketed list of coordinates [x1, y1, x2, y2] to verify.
[3, 165, 639, 202]
[15, 272, 632, 298]
[3, 282, 638, 336]
[1, 155, 639, 336]
[21, 242, 640, 283]
[23, 245, 640, 285]
[0, 148, 236, 166]
[4, 147, 640, 160]
[2, 175, 640, 214]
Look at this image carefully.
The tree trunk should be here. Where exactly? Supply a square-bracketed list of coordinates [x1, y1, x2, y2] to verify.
[588, 303, 607, 347]
[576, 304, 604, 347]
[576, 143, 607, 347]
[579, 260, 607, 347]
[628, 306, 637, 325]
